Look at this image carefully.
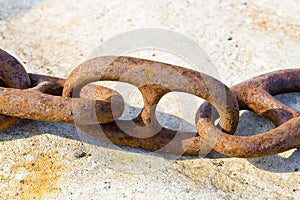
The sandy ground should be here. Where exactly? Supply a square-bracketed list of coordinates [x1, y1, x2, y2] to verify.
[0, 0, 300, 199]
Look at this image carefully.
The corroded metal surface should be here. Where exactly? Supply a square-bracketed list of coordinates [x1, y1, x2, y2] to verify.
[197, 69, 300, 158]
[198, 106, 300, 158]
[0, 48, 31, 129]
[0, 83, 124, 125]
[64, 56, 239, 154]
[1, 47, 300, 158]
[231, 69, 300, 126]
[0, 49, 124, 127]
[0, 49, 31, 89]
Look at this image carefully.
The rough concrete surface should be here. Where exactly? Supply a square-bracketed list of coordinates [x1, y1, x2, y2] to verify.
[0, 0, 300, 199]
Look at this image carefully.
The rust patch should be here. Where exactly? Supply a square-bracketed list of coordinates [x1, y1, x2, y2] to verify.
[0, 48, 124, 130]
[10, 153, 64, 200]
[64, 56, 239, 155]
[198, 69, 300, 158]
[0, 48, 31, 130]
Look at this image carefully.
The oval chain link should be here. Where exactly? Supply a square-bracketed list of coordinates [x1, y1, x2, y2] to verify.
[197, 69, 300, 157]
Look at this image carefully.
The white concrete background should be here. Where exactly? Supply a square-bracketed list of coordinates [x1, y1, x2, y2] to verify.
[0, 0, 300, 199]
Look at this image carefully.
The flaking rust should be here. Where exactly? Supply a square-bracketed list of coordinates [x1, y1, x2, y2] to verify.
[1, 47, 300, 158]
[231, 69, 300, 126]
[0, 49, 31, 129]
[0, 86, 124, 125]
[0, 49, 124, 128]
[198, 69, 300, 158]
[64, 56, 239, 155]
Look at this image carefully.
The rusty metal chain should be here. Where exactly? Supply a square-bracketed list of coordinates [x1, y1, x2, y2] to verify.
[63, 56, 239, 155]
[0, 48, 299, 158]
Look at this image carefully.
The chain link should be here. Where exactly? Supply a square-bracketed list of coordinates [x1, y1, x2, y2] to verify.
[198, 69, 300, 158]
[0, 48, 299, 158]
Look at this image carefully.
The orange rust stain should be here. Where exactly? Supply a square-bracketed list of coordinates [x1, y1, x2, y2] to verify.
[255, 19, 300, 41]
[11, 153, 65, 200]
[69, 17, 81, 26]
[247, 5, 300, 42]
